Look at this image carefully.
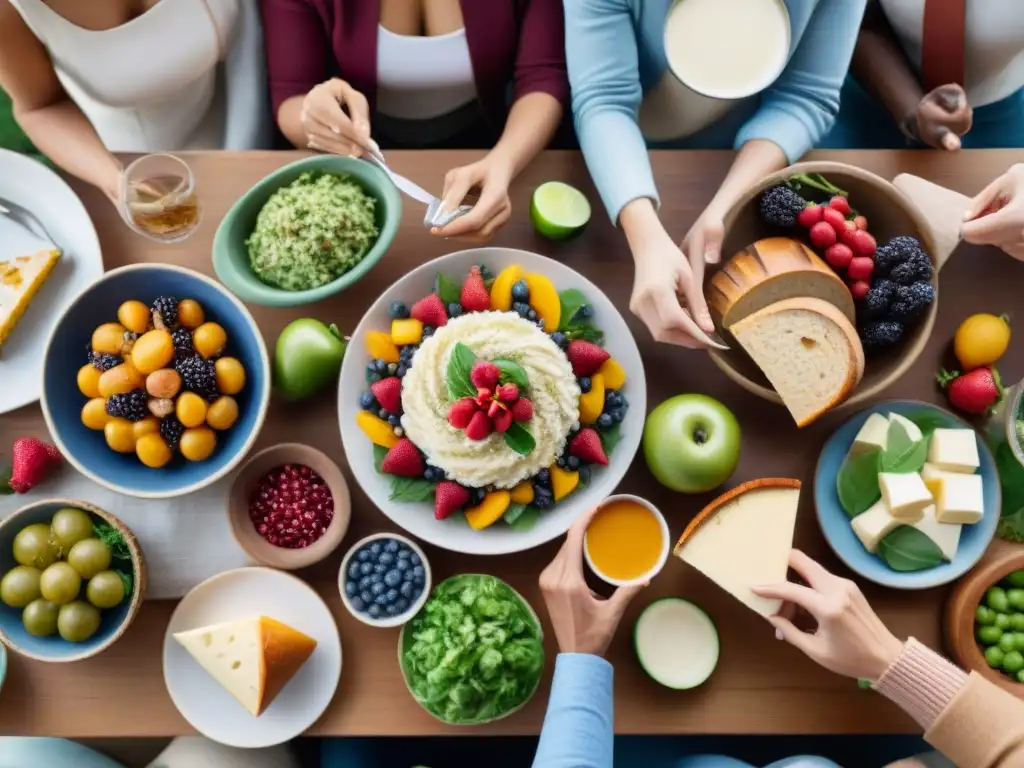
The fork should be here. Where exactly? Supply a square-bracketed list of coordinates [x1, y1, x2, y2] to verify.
[362, 146, 474, 229]
[0, 195, 61, 251]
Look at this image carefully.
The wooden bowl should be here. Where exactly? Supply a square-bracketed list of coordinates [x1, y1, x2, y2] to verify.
[711, 161, 968, 415]
[0, 499, 146, 663]
[228, 443, 351, 570]
[944, 538, 1024, 698]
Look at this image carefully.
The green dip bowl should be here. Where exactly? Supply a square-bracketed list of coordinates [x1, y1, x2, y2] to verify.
[213, 155, 402, 308]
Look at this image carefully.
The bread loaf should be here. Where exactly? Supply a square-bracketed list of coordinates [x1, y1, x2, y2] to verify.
[730, 297, 865, 427]
[708, 238, 855, 329]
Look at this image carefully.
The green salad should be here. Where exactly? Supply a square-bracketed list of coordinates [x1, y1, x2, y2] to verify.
[401, 574, 545, 725]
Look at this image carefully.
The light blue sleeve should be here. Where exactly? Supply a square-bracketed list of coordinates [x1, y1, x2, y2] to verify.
[734, 0, 868, 161]
[564, 0, 657, 224]
[531, 653, 614, 768]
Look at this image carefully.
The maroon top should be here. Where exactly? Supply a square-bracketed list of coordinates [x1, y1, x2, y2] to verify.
[259, 0, 569, 136]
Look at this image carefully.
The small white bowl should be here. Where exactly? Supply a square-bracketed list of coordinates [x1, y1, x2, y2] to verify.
[337, 533, 432, 628]
[584, 494, 670, 588]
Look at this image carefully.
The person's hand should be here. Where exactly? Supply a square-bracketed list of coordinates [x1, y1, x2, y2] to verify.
[961, 163, 1024, 260]
[300, 79, 373, 157]
[431, 155, 512, 242]
[911, 83, 973, 151]
[750, 550, 905, 681]
[538, 507, 646, 657]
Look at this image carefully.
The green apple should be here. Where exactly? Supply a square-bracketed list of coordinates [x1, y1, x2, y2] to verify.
[643, 394, 741, 493]
[274, 319, 347, 401]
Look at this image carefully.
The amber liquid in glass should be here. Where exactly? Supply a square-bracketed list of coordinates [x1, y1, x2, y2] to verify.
[127, 174, 200, 241]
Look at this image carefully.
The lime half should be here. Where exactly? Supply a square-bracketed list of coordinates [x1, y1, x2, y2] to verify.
[530, 182, 591, 241]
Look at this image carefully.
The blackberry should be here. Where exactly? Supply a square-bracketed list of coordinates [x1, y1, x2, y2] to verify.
[88, 349, 121, 371]
[175, 354, 218, 399]
[151, 296, 178, 328]
[874, 235, 926, 276]
[160, 415, 185, 450]
[172, 327, 194, 355]
[105, 389, 148, 421]
[859, 320, 905, 353]
[889, 281, 935, 322]
[758, 185, 806, 228]
[890, 252, 933, 285]
[862, 279, 896, 320]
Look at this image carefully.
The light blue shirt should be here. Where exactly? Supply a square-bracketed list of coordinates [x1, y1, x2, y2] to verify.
[564, 0, 868, 222]
[532, 653, 614, 768]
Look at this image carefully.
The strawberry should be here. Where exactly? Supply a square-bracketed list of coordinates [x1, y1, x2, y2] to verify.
[511, 398, 534, 422]
[569, 428, 608, 466]
[821, 206, 846, 234]
[470, 360, 500, 390]
[809, 221, 837, 249]
[938, 367, 1003, 415]
[410, 293, 448, 327]
[464, 411, 493, 441]
[2, 437, 61, 494]
[380, 438, 425, 477]
[460, 266, 491, 313]
[495, 383, 519, 402]
[370, 376, 402, 414]
[448, 398, 479, 429]
[829, 196, 852, 216]
[434, 481, 470, 520]
[566, 340, 610, 377]
[797, 205, 823, 228]
[492, 407, 514, 433]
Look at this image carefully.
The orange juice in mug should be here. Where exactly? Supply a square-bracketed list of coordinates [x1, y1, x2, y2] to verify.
[584, 495, 669, 586]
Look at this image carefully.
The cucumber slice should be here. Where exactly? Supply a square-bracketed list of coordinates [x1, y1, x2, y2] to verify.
[634, 598, 719, 690]
[529, 182, 591, 241]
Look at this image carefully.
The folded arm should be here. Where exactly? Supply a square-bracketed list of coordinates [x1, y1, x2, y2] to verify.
[531, 654, 614, 768]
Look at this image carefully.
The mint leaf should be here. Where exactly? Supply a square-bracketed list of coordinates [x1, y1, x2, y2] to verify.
[881, 419, 928, 474]
[558, 289, 588, 331]
[390, 477, 436, 503]
[877, 526, 944, 572]
[563, 321, 603, 344]
[93, 523, 131, 561]
[837, 449, 881, 518]
[503, 424, 536, 456]
[373, 444, 388, 473]
[447, 342, 477, 400]
[503, 503, 528, 525]
[507, 506, 541, 532]
[436, 273, 462, 306]
[494, 359, 529, 390]
[598, 424, 622, 454]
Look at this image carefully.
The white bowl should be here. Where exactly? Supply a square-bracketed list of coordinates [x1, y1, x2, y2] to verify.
[337, 247, 647, 556]
[337, 533, 432, 628]
[584, 494, 670, 587]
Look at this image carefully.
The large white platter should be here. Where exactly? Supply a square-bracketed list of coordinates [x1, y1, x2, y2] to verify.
[338, 247, 646, 555]
[0, 149, 103, 414]
[162, 567, 342, 748]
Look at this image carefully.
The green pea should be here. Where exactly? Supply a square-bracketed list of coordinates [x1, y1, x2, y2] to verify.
[977, 605, 997, 625]
[1003, 651, 1024, 674]
[1006, 570, 1024, 589]
[1017, 669, 1024, 684]
[1011, 614, 1024, 632]
[995, 613, 1012, 630]
[977, 625, 1004, 645]
[1000, 633, 1018, 653]
[1014, 632, 1024, 651]
[987, 587, 1010, 613]
[986, 646, 1006, 669]
[1009, 589, 1024, 612]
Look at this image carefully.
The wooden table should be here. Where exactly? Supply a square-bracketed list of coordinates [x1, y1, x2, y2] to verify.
[1, 150, 1022, 738]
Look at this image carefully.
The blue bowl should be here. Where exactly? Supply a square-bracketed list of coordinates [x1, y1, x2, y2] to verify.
[0, 499, 145, 662]
[815, 400, 1001, 589]
[41, 264, 271, 498]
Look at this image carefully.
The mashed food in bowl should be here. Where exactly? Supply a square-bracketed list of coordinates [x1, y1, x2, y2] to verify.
[246, 171, 379, 291]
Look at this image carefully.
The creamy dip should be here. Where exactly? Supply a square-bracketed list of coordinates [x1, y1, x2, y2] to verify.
[400, 312, 580, 489]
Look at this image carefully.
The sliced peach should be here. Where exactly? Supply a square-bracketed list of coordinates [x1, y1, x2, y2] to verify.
[356, 410, 399, 448]
[510, 481, 535, 505]
[391, 318, 423, 346]
[490, 265, 525, 311]
[525, 273, 560, 332]
[578, 373, 605, 425]
[365, 330, 400, 363]
[598, 358, 626, 390]
[550, 465, 579, 502]
[465, 490, 512, 531]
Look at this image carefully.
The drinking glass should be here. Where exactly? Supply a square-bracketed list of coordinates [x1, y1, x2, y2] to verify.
[120, 154, 201, 243]
[985, 379, 1024, 541]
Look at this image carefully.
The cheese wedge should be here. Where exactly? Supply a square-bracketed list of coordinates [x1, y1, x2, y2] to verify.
[888, 413, 923, 443]
[174, 616, 317, 716]
[928, 428, 980, 474]
[878, 472, 931, 522]
[912, 505, 962, 561]
[851, 413, 889, 456]
[851, 498, 901, 553]
[935, 472, 985, 525]
[674, 478, 800, 617]
[0, 249, 60, 348]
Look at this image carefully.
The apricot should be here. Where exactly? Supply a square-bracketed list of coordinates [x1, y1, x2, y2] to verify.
[550, 465, 579, 501]
[510, 481, 534, 505]
[365, 331, 400, 363]
[597, 358, 626, 391]
[391, 318, 423, 346]
[578, 373, 605, 424]
[77, 364, 102, 398]
[356, 410, 399, 448]
[490, 265, 525, 312]
[465, 491, 511, 531]
[524, 273, 560, 332]
[116, 301, 150, 334]
[131, 330, 174, 374]
[81, 398, 111, 430]
[91, 323, 126, 355]
[98, 360, 145, 398]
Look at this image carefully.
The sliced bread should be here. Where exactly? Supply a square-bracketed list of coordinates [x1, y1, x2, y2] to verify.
[729, 297, 865, 427]
[708, 237, 855, 329]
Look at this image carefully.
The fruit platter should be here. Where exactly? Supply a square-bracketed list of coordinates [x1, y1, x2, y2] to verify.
[338, 247, 646, 555]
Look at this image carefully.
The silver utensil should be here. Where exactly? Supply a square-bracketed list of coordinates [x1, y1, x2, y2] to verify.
[0, 195, 61, 251]
[363, 148, 473, 229]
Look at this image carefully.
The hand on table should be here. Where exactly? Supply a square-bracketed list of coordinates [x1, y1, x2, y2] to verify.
[912, 84, 973, 151]
[962, 163, 1024, 260]
[300, 79, 373, 157]
[431, 154, 512, 242]
[539, 507, 646, 657]
[751, 550, 905, 681]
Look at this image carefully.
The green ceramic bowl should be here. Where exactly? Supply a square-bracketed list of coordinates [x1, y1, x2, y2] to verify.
[212, 155, 402, 308]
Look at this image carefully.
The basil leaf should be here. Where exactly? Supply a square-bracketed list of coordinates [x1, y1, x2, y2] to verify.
[903, 409, 956, 437]
[390, 477, 437, 503]
[558, 289, 588, 331]
[373, 444, 388, 473]
[507, 506, 541, 532]
[882, 437, 930, 474]
[599, 424, 622, 454]
[494, 359, 529, 390]
[884, 419, 913, 462]
[563, 321, 604, 344]
[436, 273, 462, 306]
[504, 423, 536, 456]
[877, 526, 944, 572]
[447, 342, 477, 400]
[837, 449, 881, 518]
[503, 503, 528, 525]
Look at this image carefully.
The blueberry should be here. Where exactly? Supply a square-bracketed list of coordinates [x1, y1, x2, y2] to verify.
[410, 553, 421, 566]
[397, 547, 411, 559]
[423, 467, 437, 482]
[423, 326, 435, 338]
[597, 413, 614, 429]
[578, 377, 591, 393]
[396, 597, 409, 612]
[388, 414, 401, 426]
[536, 469, 550, 485]
[368, 604, 382, 619]
[512, 301, 530, 317]
[579, 466, 592, 486]
[360, 561, 373, 575]
[379, 552, 394, 566]
[370, 542, 382, 555]
[374, 592, 390, 606]
[348, 561, 362, 579]
[511, 280, 529, 301]
[385, 569, 402, 587]
[567, 456, 580, 470]
[345, 580, 357, 596]
[373, 563, 387, 574]
[366, 363, 377, 374]
[576, 304, 593, 320]
[412, 565, 425, 583]
[527, 309, 538, 321]
[368, 373, 382, 384]
[448, 303, 463, 317]
[360, 589, 373, 604]
[371, 581, 386, 596]
[534, 484, 552, 498]
[374, 359, 389, 374]
[396, 558, 410, 572]
[359, 392, 376, 410]
[350, 596, 365, 612]
[610, 409, 624, 424]
[556, 456, 567, 468]
[534, 494, 554, 510]
[551, 331, 567, 349]
[400, 581, 414, 598]
[385, 604, 399, 617]
[396, 365, 407, 378]
[389, 300, 410, 319]
[403, 568, 416, 582]
[358, 576, 372, 590]
[378, 408, 389, 420]
[385, 588, 399, 604]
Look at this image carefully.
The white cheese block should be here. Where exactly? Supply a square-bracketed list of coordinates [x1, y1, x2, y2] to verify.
[888, 413, 923, 443]
[851, 413, 889, 456]
[912, 505, 962, 561]
[920, 462, 946, 498]
[851, 498, 901, 553]
[675, 481, 800, 617]
[935, 472, 985, 525]
[878, 472, 931, 522]
[928, 428, 981, 474]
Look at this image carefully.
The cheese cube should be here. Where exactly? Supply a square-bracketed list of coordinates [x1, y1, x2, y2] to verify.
[889, 413, 923, 443]
[851, 413, 889, 456]
[878, 472, 931, 522]
[912, 505, 962, 561]
[851, 498, 900, 553]
[928, 428, 980, 474]
[935, 472, 985, 524]
[920, 463, 946, 499]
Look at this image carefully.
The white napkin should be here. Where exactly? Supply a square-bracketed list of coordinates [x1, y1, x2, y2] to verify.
[0, 465, 253, 600]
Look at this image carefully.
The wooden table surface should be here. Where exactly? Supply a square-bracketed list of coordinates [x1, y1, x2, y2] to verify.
[1, 149, 1023, 738]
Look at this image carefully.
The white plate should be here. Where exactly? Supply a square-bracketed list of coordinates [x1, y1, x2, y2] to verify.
[338, 247, 647, 556]
[0, 150, 103, 414]
[162, 567, 342, 748]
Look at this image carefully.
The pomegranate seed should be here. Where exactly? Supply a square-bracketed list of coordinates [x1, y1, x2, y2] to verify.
[248, 463, 335, 549]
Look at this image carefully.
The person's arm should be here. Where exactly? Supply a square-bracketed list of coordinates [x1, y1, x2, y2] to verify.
[531, 653, 614, 768]
[0, 1, 121, 202]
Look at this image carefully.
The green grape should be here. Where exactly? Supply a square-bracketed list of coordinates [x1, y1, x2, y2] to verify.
[0, 566, 41, 608]
[50, 508, 94, 551]
[999, 633, 1018, 654]
[86, 571, 125, 609]
[66, 539, 111, 580]
[12, 524, 60, 569]
[985, 646, 1005, 669]
[1009, 589, 1024, 612]
[978, 625, 1003, 645]
[1006, 570, 1024, 589]
[976, 605, 997, 625]
[39, 562, 82, 606]
[22, 599, 59, 637]
[1003, 651, 1024, 675]
[987, 587, 1011, 613]
[1010, 614, 1024, 632]
[995, 613, 1012, 630]
[57, 601, 101, 643]
[1017, 669, 1024, 684]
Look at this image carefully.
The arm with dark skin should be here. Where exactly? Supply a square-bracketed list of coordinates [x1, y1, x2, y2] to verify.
[0, 0, 122, 202]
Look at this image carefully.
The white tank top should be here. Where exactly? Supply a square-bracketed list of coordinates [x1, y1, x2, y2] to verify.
[376, 26, 478, 120]
[8, 0, 239, 152]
